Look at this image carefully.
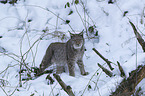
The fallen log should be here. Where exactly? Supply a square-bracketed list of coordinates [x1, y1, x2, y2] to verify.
[111, 65, 145, 96]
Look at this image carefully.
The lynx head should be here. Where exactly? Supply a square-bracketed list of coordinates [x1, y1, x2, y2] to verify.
[70, 32, 84, 49]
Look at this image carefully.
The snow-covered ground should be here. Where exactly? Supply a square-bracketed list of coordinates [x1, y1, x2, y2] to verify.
[0, 0, 145, 96]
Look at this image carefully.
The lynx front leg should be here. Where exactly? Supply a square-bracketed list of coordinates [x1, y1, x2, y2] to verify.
[67, 61, 75, 76]
[77, 60, 89, 76]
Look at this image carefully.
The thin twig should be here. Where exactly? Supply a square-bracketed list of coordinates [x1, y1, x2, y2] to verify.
[0, 64, 19, 75]
[94, 71, 103, 96]
[81, 66, 102, 96]
[49, 83, 58, 96]
[0, 85, 9, 96]
[0, 52, 21, 66]
[9, 85, 18, 96]
[23, 5, 75, 32]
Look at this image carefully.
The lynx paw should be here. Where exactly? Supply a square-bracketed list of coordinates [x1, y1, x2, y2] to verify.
[82, 72, 89, 76]
[69, 73, 75, 77]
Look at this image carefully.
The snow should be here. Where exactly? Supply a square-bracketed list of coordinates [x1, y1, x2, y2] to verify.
[0, 0, 145, 96]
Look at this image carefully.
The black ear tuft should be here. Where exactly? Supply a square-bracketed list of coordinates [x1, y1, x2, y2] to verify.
[79, 31, 84, 37]
[70, 32, 75, 38]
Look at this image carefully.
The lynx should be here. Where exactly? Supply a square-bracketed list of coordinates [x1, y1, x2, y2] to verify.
[37, 32, 88, 76]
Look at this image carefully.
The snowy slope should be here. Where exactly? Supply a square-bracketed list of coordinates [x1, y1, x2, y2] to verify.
[0, 0, 145, 96]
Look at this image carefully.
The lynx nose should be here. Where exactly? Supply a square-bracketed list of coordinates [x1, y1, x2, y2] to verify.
[76, 41, 81, 46]
[77, 44, 80, 46]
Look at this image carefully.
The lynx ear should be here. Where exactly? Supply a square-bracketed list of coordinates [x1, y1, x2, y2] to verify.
[79, 30, 84, 37]
[70, 32, 75, 38]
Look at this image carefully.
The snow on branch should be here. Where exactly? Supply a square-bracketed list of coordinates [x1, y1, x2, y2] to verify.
[111, 65, 145, 96]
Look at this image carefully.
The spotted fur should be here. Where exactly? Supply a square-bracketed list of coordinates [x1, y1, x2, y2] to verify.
[38, 32, 88, 76]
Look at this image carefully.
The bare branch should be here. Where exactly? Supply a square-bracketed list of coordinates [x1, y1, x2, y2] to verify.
[117, 61, 126, 78]
[92, 48, 114, 70]
[0, 85, 9, 96]
[53, 74, 75, 96]
[129, 21, 145, 52]
[98, 63, 113, 77]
